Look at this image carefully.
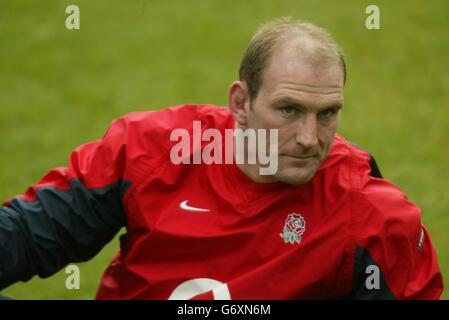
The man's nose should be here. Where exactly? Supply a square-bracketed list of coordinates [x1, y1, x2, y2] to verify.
[295, 114, 319, 149]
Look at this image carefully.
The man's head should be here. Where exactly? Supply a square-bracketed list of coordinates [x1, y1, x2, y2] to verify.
[229, 17, 345, 185]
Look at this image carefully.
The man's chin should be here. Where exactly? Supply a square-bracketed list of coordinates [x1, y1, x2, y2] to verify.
[273, 167, 317, 186]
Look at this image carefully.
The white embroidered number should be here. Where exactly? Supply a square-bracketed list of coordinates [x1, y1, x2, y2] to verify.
[168, 278, 231, 300]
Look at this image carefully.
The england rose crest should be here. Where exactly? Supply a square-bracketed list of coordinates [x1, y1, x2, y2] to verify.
[280, 213, 306, 244]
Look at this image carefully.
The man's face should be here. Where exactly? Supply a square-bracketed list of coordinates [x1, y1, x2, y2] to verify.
[245, 41, 344, 185]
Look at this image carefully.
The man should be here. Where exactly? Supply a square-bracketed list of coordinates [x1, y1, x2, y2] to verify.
[0, 17, 443, 299]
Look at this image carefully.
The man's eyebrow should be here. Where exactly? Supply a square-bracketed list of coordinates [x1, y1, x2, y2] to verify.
[319, 103, 343, 110]
[272, 98, 305, 109]
[273, 98, 343, 110]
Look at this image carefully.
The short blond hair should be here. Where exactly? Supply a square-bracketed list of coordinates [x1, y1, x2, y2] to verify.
[239, 17, 346, 99]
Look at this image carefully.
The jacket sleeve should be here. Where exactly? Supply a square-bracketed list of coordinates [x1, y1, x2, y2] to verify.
[349, 174, 443, 299]
[0, 116, 131, 290]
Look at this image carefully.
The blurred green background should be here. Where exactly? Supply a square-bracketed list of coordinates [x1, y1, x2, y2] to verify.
[0, 0, 447, 299]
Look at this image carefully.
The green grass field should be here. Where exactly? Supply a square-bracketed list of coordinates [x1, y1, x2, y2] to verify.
[0, 0, 447, 299]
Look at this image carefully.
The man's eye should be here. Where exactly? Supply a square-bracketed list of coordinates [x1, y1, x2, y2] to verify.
[280, 106, 296, 117]
[318, 109, 336, 120]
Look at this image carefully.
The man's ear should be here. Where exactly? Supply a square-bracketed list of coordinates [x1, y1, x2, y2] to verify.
[228, 81, 250, 128]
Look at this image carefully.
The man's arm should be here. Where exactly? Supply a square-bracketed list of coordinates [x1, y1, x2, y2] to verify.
[0, 117, 131, 290]
[348, 173, 443, 299]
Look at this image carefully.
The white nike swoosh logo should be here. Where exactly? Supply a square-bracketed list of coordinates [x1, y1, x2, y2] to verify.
[179, 200, 211, 213]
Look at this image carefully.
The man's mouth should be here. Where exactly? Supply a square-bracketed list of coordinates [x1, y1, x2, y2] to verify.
[284, 154, 317, 160]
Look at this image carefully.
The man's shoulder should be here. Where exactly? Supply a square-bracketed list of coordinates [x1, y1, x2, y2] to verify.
[116, 103, 231, 132]
[341, 138, 421, 240]
[355, 170, 422, 240]
[324, 135, 421, 228]
[102, 104, 232, 175]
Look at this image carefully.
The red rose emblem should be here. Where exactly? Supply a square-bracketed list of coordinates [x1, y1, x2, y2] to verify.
[285, 213, 306, 236]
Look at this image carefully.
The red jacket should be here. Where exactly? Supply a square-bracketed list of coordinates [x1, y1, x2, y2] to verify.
[0, 104, 443, 299]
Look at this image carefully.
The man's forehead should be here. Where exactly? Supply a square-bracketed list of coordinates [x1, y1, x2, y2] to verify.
[262, 38, 344, 91]
[260, 64, 344, 105]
